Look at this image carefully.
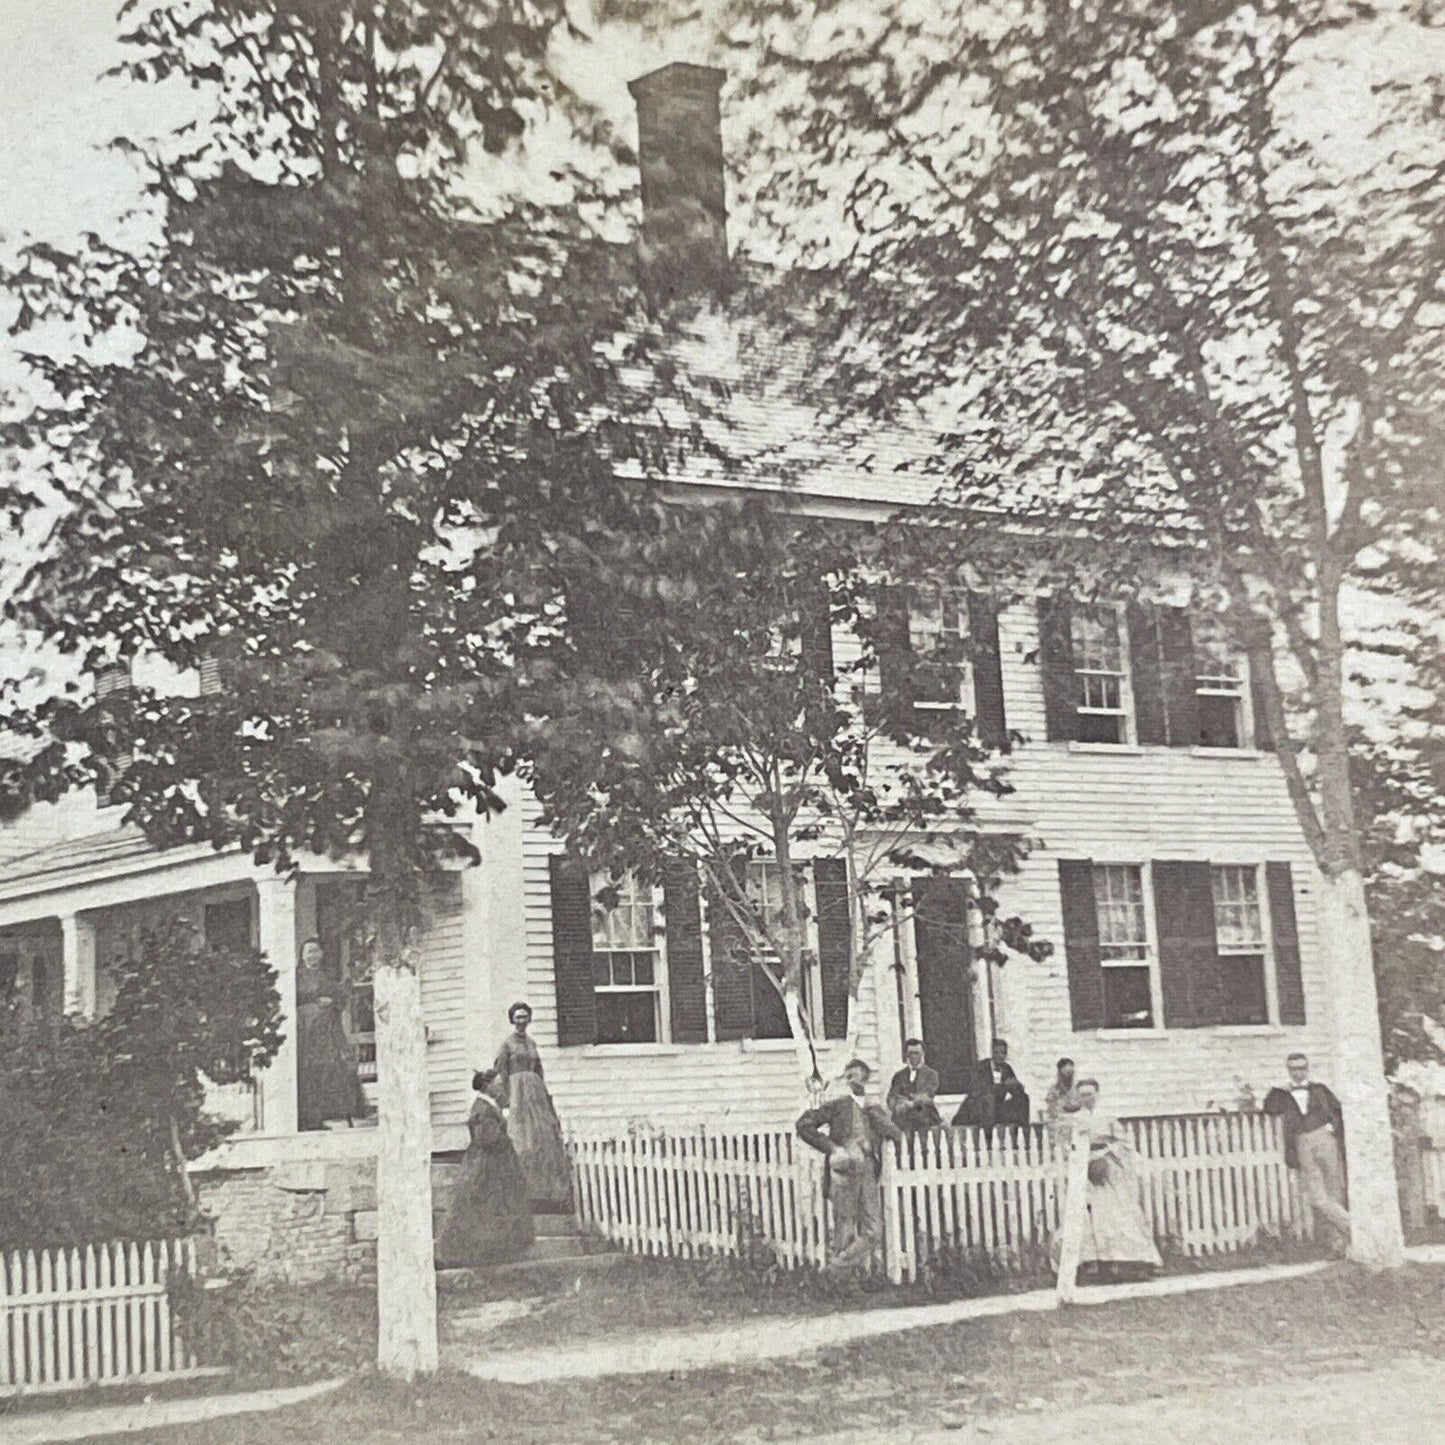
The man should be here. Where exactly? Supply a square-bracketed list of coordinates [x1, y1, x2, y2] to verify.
[1263, 1052, 1350, 1246]
[953, 1037, 1030, 1130]
[887, 1038, 943, 1135]
[796, 1058, 902, 1271]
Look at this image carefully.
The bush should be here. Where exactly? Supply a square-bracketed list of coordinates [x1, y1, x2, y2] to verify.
[0, 918, 280, 1249]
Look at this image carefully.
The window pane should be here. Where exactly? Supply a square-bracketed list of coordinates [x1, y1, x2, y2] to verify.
[595, 990, 659, 1045]
[1197, 694, 1241, 749]
[592, 954, 613, 988]
[753, 972, 792, 1039]
[1218, 955, 1268, 1025]
[1102, 966, 1154, 1028]
[1076, 711, 1124, 744]
[632, 952, 654, 986]
[1211, 867, 1263, 948]
[1072, 606, 1121, 669]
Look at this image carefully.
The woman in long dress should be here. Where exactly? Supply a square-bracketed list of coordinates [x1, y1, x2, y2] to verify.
[493, 1001, 571, 1209]
[1074, 1078, 1162, 1280]
[295, 937, 365, 1131]
[436, 1070, 535, 1267]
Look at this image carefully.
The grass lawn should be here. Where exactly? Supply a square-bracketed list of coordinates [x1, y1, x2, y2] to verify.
[57, 1262, 1445, 1444]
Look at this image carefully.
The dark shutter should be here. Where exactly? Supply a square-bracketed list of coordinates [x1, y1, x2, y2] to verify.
[549, 855, 598, 1047]
[813, 857, 851, 1040]
[1058, 859, 1105, 1031]
[876, 585, 915, 735]
[1158, 608, 1199, 749]
[1268, 861, 1306, 1024]
[967, 592, 1009, 753]
[1038, 594, 1078, 742]
[798, 582, 835, 690]
[707, 868, 754, 1042]
[1152, 860, 1220, 1028]
[911, 875, 976, 1093]
[1127, 603, 1168, 746]
[663, 860, 708, 1043]
[1249, 653, 1276, 751]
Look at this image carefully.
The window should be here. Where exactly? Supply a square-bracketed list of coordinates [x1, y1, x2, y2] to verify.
[1194, 624, 1247, 748]
[745, 861, 811, 1037]
[204, 898, 253, 954]
[909, 588, 969, 708]
[590, 872, 663, 1044]
[1211, 865, 1269, 1024]
[1093, 864, 1155, 1027]
[1072, 606, 1130, 743]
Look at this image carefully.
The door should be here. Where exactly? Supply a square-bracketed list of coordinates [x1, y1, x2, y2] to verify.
[910, 876, 977, 1095]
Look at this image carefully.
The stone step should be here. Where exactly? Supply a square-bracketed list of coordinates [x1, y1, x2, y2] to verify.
[436, 1251, 625, 1288]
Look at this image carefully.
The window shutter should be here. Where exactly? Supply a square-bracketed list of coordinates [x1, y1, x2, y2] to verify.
[1152, 860, 1221, 1028]
[198, 655, 231, 698]
[1126, 603, 1168, 746]
[1249, 654, 1275, 751]
[967, 591, 1009, 753]
[706, 869, 754, 1041]
[549, 855, 598, 1047]
[1158, 608, 1199, 749]
[875, 584, 915, 734]
[798, 582, 835, 690]
[662, 860, 708, 1044]
[813, 857, 851, 1040]
[1267, 861, 1306, 1024]
[1037, 594, 1078, 742]
[1058, 859, 1105, 1031]
[94, 662, 133, 700]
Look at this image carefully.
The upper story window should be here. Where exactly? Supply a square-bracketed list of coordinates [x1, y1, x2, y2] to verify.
[1072, 605, 1131, 744]
[1092, 863, 1155, 1028]
[590, 872, 663, 1044]
[1193, 623, 1248, 749]
[909, 587, 970, 709]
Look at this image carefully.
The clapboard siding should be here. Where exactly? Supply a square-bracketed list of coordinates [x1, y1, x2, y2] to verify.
[417, 877, 469, 1129]
[515, 795, 886, 1128]
[982, 601, 1332, 1118]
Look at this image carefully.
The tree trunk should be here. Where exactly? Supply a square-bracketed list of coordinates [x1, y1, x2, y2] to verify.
[1319, 869, 1405, 1268]
[372, 958, 439, 1376]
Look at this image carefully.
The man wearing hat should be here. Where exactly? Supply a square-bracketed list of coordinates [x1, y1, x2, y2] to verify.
[796, 1058, 902, 1271]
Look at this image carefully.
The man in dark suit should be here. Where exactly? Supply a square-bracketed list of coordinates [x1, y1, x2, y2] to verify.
[1263, 1051, 1350, 1245]
[797, 1058, 902, 1270]
[952, 1037, 1030, 1129]
[887, 1038, 943, 1134]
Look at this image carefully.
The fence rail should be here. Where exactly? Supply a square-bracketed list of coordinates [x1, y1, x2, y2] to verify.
[0, 1239, 194, 1395]
[570, 1111, 1303, 1283]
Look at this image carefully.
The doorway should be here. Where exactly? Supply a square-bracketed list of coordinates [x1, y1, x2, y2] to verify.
[910, 876, 977, 1095]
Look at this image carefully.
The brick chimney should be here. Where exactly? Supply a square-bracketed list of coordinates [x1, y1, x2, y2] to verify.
[628, 63, 729, 300]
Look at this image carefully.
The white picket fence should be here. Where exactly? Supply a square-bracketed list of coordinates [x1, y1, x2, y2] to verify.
[570, 1112, 1303, 1283]
[0, 1239, 195, 1395]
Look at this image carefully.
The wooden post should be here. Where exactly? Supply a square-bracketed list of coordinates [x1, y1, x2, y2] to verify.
[1055, 1134, 1090, 1305]
[59, 913, 98, 1020]
[254, 878, 299, 1135]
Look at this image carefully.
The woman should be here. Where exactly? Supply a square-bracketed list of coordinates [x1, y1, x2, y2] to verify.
[493, 1002, 571, 1209]
[436, 1070, 535, 1267]
[1073, 1078, 1161, 1281]
[295, 937, 365, 1131]
[1044, 1057, 1084, 1144]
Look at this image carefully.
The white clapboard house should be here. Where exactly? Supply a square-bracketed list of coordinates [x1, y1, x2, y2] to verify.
[0, 64, 1332, 1276]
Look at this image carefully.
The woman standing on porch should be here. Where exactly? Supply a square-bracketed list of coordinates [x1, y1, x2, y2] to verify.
[436, 1070, 534, 1266]
[1074, 1079, 1161, 1281]
[295, 936, 365, 1131]
[493, 1002, 571, 1208]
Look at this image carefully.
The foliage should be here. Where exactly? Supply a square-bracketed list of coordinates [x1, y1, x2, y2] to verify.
[0, 919, 280, 1249]
[527, 501, 1048, 1073]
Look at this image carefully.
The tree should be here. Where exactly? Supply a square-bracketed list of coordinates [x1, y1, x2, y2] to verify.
[0, 1, 700, 1373]
[527, 500, 1047, 1093]
[0, 918, 281, 1249]
[715, 0, 1445, 1264]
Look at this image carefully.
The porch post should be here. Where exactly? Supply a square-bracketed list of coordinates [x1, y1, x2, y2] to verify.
[255, 877, 300, 1135]
[59, 912, 98, 1019]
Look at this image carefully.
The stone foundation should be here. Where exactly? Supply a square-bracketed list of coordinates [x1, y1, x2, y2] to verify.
[194, 1159, 377, 1283]
[193, 1157, 460, 1284]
